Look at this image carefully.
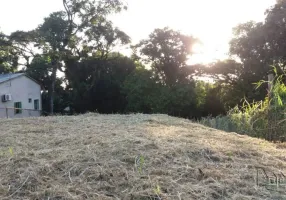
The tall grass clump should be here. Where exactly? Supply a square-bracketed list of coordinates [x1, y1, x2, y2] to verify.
[200, 100, 268, 138]
[200, 68, 286, 142]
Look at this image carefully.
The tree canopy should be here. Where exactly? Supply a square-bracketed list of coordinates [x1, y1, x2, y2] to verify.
[135, 27, 197, 85]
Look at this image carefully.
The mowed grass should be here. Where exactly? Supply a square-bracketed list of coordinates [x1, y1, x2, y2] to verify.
[0, 113, 286, 199]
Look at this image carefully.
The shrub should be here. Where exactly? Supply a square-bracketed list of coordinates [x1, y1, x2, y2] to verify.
[199, 71, 286, 142]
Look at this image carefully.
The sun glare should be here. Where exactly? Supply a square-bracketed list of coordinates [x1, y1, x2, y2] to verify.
[192, 43, 204, 54]
[110, 0, 276, 64]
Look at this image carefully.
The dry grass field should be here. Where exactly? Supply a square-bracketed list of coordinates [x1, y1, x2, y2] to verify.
[0, 113, 286, 199]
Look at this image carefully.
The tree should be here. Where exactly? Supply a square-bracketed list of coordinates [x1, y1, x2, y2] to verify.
[122, 66, 160, 113]
[0, 32, 18, 73]
[0, 30, 36, 73]
[135, 27, 197, 85]
[36, 11, 70, 114]
[15, 0, 127, 114]
[8, 30, 37, 69]
[230, 0, 286, 79]
[66, 53, 136, 113]
[124, 28, 204, 118]
[26, 55, 69, 114]
[230, 22, 270, 77]
[227, 0, 286, 104]
[195, 58, 268, 109]
[123, 64, 202, 118]
[264, 0, 286, 68]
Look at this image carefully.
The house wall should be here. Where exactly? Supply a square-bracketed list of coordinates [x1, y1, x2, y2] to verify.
[0, 75, 42, 118]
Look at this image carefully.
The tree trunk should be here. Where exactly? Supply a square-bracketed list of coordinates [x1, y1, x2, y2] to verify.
[50, 65, 57, 115]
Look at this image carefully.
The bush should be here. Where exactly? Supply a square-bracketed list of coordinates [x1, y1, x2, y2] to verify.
[199, 73, 286, 142]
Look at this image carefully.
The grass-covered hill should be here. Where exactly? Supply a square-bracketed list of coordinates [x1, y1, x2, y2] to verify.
[0, 114, 285, 199]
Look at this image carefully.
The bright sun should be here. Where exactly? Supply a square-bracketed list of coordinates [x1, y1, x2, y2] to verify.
[188, 43, 215, 65]
[192, 43, 204, 54]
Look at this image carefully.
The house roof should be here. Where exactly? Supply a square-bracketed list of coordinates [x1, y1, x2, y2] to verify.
[0, 73, 25, 84]
[0, 73, 42, 87]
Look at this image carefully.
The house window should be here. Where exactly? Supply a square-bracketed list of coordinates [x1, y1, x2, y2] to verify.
[14, 102, 22, 114]
[34, 99, 39, 110]
[28, 98, 32, 103]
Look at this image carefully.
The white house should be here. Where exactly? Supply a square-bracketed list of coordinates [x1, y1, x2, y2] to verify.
[0, 73, 42, 118]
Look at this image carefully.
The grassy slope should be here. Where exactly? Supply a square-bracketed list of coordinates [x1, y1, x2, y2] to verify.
[0, 114, 286, 199]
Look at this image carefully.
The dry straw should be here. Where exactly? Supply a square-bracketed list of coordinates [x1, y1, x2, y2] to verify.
[0, 113, 285, 199]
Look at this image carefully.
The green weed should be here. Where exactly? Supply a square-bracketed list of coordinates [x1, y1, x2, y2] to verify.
[199, 67, 286, 142]
[135, 155, 145, 174]
[153, 184, 161, 196]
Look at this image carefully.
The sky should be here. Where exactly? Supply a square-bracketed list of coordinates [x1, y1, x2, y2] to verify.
[0, 0, 277, 64]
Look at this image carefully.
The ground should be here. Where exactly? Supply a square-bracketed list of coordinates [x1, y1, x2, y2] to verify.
[0, 114, 286, 199]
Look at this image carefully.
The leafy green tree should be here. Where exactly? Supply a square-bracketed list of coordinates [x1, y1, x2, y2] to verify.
[26, 55, 52, 90]
[227, 0, 286, 104]
[8, 30, 37, 68]
[122, 67, 160, 113]
[229, 1, 286, 89]
[66, 53, 136, 113]
[198, 59, 267, 108]
[0, 37, 15, 73]
[135, 27, 197, 85]
[123, 65, 203, 118]
[26, 55, 68, 114]
[263, 0, 286, 68]
[230, 22, 269, 77]
[27, 0, 128, 114]
[0, 31, 30, 73]
[35, 11, 70, 114]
